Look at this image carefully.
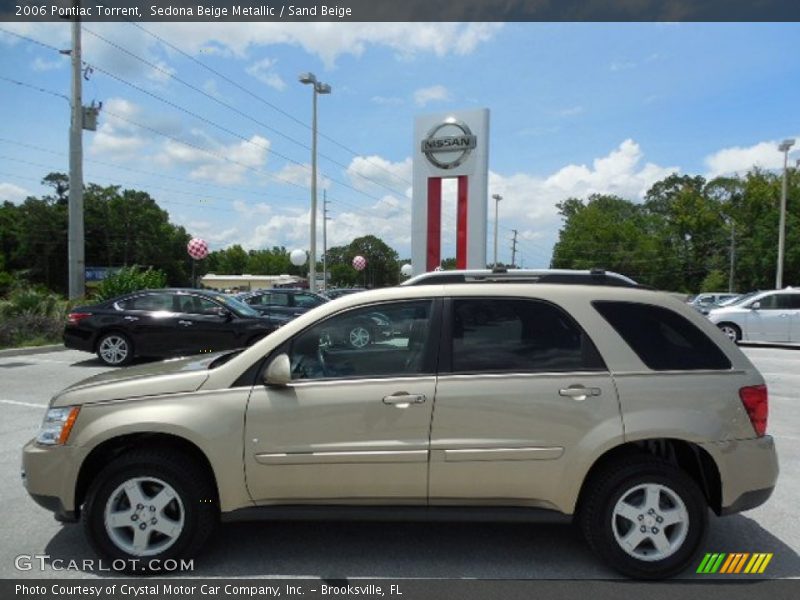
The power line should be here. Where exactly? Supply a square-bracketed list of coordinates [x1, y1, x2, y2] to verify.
[129, 21, 413, 190]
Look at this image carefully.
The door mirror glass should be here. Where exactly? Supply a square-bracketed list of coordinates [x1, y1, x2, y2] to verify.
[263, 353, 291, 386]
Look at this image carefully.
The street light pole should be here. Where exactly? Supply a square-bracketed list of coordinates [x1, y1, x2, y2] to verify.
[299, 72, 331, 292]
[776, 138, 795, 289]
[492, 194, 502, 267]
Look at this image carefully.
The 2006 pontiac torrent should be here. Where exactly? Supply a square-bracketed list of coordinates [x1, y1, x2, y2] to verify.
[22, 281, 778, 578]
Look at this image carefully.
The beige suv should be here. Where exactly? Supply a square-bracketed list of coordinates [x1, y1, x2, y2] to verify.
[22, 284, 778, 578]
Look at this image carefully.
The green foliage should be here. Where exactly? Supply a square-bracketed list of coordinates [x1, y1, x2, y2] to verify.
[0, 174, 192, 293]
[94, 265, 167, 301]
[552, 168, 800, 293]
[325, 235, 400, 287]
[700, 270, 728, 293]
[0, 287, 68, 349]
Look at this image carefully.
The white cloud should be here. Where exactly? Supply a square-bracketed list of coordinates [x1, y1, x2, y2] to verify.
[147, 22, 503, 68]
[556, 106, 584, 117]
[273, 163, 331, 190]
[32, 56, 65, 71]
[345, 156, 411, 196]
[246, 57, 286, 91]
[89, 98, 149, 160]
[704, 138, 800, 178]
[414, 85, 450, 107]
[0, 182, 29, 204]
[155, 134, 271, 185]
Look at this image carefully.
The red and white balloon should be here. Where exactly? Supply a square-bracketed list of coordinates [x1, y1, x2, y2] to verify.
[352, 255, 367, 271]
[187, 238, 209, 260]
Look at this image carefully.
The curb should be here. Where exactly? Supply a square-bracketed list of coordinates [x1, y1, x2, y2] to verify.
[0, 344, 65, 358]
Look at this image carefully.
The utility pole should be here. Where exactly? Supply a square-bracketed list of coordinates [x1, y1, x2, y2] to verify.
[491, 194, 502, 267]
[510, 229, 518, 268]
[322, 191, 330, 291]
[67, 1, 85, 299]
[728, 222, 736, 293]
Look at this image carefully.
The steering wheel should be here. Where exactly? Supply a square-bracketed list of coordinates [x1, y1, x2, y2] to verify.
[316, 331, 331, 376]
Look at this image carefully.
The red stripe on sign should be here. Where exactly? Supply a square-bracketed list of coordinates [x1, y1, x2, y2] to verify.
[456, 176, 468, 269]
[427, 178, 442, 271]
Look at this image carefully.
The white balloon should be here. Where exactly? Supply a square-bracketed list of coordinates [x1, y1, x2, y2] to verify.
[290, 249, 307, 266]
[400, 264, 413, 277]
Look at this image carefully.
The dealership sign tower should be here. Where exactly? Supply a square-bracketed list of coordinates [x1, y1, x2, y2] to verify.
[412, 108, 490, 273]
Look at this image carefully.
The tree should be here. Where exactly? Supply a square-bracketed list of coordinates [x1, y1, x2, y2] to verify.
[325, 235, 400, 287]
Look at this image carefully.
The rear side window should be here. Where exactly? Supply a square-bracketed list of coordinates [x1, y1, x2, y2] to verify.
[450, 298, 605, 373]
[593, 301, 731, 371]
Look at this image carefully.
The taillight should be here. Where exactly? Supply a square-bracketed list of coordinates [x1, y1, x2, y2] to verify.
[67, 312, 92, 325]
[739, 385, 768, 437]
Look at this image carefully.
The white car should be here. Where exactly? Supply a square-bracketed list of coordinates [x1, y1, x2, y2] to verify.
[708, 288, 800, 342]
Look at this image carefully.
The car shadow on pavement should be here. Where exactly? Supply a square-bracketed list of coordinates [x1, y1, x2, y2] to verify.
[69, 357, 159, 368]
[41, 513, 799, 579]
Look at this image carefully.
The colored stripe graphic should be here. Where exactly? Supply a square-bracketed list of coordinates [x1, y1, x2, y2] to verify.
[698, 553, 772, 574]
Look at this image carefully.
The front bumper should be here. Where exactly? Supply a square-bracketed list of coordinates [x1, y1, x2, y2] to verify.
[22, 438, 82, 521]
[700, 435, 779, 515]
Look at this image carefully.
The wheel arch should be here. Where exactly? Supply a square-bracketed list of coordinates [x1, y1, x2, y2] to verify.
[75, 432, 219, 518]
[575, 438, 722, 517]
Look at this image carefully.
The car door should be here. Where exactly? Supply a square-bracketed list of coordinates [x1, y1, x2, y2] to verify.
[175, 294, 240, 352]
[428, 297, 621, 505]
[114, 292, 185, 356]
[244, 299, 440, 504]
[746, 293, 790, 342]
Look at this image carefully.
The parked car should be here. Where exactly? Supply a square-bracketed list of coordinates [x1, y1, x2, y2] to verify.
[687, 292, 740, 315]
[236, 288, 328, 324]
[27, 282, 777, 578]
[323, 287, 368, 299]
[64, 289, 278, 366]
[708, 288, 800, 342]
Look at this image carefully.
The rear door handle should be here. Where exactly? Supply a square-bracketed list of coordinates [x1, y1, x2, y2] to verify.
[124, 316, 138, 321]
[178, 320, 193, 326]
[382, 392, 427, 408]
[559, 385, 601, 401]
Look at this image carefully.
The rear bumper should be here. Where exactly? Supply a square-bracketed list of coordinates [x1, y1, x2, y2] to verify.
[63, 327, 94, 352]
[700, 435, 779, 515]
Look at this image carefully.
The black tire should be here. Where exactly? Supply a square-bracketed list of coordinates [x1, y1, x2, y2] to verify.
[717, 322, 742, 343]
[579, 457, 708, 579]
[96, 331, 135, 366]
[82, 449, 218, 574]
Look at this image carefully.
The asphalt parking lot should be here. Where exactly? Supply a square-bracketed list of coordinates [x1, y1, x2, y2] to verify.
[0, 347, 797, 580]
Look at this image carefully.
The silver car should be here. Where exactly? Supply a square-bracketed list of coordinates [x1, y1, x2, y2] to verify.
[708, 288, 800, 342]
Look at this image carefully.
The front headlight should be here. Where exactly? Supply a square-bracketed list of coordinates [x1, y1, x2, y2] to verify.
[36, 406, 80, 445]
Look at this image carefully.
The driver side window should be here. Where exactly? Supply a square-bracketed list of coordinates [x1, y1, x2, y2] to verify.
[288, 300, 434, 381]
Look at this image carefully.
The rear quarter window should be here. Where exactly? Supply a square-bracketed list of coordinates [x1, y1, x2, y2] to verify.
[593, 301, 731, 371]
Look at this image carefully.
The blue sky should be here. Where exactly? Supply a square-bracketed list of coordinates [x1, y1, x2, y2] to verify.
[1, 22, 799, 268]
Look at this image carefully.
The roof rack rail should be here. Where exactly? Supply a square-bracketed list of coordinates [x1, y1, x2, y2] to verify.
[400, 268, 642, 288]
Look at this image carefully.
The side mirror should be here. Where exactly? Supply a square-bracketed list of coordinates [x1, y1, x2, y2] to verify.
[263, 353, 291, 386]
[750, 301, 761, 310]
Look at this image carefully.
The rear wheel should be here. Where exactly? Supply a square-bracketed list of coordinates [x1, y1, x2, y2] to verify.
[579, 457, 708, 579]
[83, 450, 217, 573]
[717, 323, 741, 342]
[96, 332, 134, 366]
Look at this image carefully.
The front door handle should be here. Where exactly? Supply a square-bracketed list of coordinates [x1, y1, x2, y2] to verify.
[382, 392, 427, 408]
[559, 385, 601, 401]
[178, 320, 193, 326]
[124, 316, 138, 321]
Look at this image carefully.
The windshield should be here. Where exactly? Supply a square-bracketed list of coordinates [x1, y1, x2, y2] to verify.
[722, 292, 758, 307]
[207, 293, 261, 318]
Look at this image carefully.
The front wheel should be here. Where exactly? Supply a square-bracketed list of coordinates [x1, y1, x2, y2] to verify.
[82, 450, 217, 573]
[718, 323, 742, 342]
[579, 457, 708, 579]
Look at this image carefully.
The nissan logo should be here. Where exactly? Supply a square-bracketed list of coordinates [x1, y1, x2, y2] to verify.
[421, 120, 477, 170]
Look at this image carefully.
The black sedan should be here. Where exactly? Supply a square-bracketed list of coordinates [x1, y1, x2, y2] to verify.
[64, 289, 278, 366]
[236, 288, 329, 324]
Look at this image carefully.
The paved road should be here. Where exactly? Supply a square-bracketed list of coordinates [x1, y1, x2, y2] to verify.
[0, 348, 797, 579]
